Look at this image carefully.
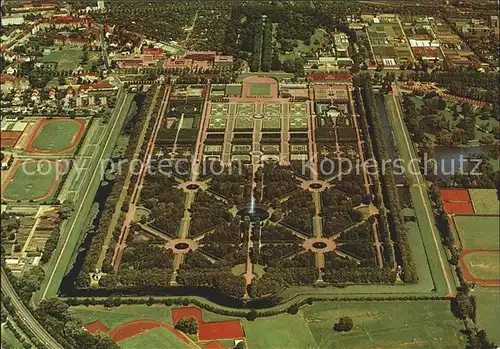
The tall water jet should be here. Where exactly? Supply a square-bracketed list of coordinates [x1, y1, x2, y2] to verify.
[249, 189, 255, 214]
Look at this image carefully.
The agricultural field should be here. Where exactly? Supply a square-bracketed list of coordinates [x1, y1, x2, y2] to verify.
[1, 160, 64, 202]
[41, 49, 84, 71]
[27, 118, 85, 154]
[453, 216, 500, 250]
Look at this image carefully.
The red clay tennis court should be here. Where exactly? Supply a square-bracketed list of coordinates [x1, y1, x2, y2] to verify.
[440, 189, 470, 202]
[443, 201, 474, 215]
[172, 307, 244, 341]
[440, 189, 474, 214]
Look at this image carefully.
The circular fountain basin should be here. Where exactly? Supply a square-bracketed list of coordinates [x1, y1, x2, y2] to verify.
[236, 207, 270, 222]
[312, 241, 327, 249]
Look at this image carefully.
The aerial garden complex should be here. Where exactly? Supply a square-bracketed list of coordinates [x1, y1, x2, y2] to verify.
[1, 1, 498, 348]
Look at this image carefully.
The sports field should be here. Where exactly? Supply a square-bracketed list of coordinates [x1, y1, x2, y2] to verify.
[462, 251, 500, 280]
[72, 305, 173, 329]
[119, 327, 187, 349]
[474, 287, 500, 343]
[27, 119, 85, 153]
[249, 83, 271, 96]
[41, 50, 83, 71]
[1, 160, 63, 202]
[469, 189, 499, 215]
[453, 216, 500, 250]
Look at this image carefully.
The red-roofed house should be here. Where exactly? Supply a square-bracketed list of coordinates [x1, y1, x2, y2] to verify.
[143, 47, 165, 60]
[184, 51, 217, 61]
[115, 54, 158, 68]
[78, 83, 116, 92]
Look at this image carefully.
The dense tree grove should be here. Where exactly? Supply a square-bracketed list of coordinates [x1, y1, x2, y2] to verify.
[323, 252, 395, 284]
[35, 299, 118, 349]
[176, 219, 246, 299]
[321, 187, 362, 236]
[334, 316, 353, 332]
[258, 164, 299, 202]
[93, 2, 196, 43]
[281, 190, 316, 236]
[175, 317, 198, 334]
[250, 251, 318, 298]
[141, 174, 185, 237]
[209, 163, 252, 205]
[189, 192, 232, 236]
[177, 250, 246, 299]
[406, 71, 499, 113]
[99, 242, 174, 289]
[260, 225, 301, 243]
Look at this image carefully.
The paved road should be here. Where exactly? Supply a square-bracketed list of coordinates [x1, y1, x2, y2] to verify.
[1, 268, 63, 349]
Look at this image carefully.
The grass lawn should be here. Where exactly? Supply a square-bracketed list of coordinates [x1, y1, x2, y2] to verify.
[30, 119, 84, 152]
[225, 84, 242, 96]
[118, 327, 188, 349]
[468, 189, 500, 215]
[474, 286, 500, 344]
[249, 83, 271, 96]
[453, 216, 500, 250]
[1, 161, 61, 201]
[71, 305, 173, 329]
[1, 326, 25, 349]
[42, 50, 83, 71]
[71, 301, 466, 349]
[243, 313, 317, 349]
[463, 252, 500, 280]
[302, 301, 465, 349]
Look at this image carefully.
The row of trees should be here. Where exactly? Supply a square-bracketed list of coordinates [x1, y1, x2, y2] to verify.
[260, 21, 273, 72]
[358, 75, 417, 283]
[76, 88, 159, 286]
[249, 19, 263, 72]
